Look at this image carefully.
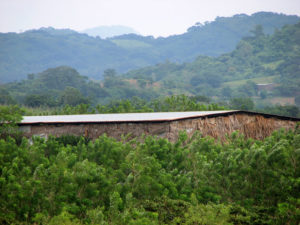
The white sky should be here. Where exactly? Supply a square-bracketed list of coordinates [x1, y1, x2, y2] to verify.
[0, 0, 299, 37]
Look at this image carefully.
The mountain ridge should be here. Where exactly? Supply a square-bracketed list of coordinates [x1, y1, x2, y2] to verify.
[2, 21, 299, 109]
[0, 11, 299, 82]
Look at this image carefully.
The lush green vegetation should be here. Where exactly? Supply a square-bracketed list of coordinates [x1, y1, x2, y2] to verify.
[18, 95, 224, 116]
[4, 89, 298, 118]
[112, 12, 299, 61]
[124, 22, 300, 101]
[1, 66, 163, 106]
[0, 12, 298, 82]
[1, 69, 299, 117]
[0, 109, 299, 224]
[0, 105, 23, 140]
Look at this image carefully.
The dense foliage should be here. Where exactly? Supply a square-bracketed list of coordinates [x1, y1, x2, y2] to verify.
[0, 127, 299, 224]
[0, 12, 298, 82]
[112, 12, 299, 61]
[18, 95, 224, 116]
[1, 79, 299, 117]
[0, 105, 23, 140]
[2, 66, 162, 106]
[124, 22, 300, 101]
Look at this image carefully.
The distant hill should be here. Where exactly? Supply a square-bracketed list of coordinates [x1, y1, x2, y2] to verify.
[81, 25, 139, 38]
[0, 12, 299, 82]
[110, 12, 299, 61]
[2, 22, 300, 108]
[123, 22, 300, 102]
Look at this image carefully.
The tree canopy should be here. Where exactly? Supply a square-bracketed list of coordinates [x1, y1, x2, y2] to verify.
[0, 127, 299, 224]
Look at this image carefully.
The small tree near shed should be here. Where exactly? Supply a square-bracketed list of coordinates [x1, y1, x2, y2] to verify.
[0, 105, 23, 139]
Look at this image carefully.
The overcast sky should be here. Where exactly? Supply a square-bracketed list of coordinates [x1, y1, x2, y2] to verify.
[0, 0, 299, 37]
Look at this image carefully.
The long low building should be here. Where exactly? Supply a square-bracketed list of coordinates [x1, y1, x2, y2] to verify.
[19, 110, 300, 142]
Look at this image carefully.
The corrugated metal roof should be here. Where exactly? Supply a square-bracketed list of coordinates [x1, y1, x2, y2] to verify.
[20, 110, 237, 124]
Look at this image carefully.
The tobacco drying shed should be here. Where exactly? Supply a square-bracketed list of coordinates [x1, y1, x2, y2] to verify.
[19, 110, 300, 142]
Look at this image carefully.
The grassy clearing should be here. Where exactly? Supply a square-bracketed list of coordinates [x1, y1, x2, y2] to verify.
[262, 60, 284, 70]
[255, 97, 295, 108]
[222, 75, 279, 88]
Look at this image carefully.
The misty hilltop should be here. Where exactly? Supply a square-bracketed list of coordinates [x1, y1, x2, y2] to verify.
[81, 25, 139, 39]
[0, 12, 299, 82]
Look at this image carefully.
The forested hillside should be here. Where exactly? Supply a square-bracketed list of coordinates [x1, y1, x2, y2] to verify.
[111, 12, 299, 60]
[124, 22, 300, 107]
[1, 21, 300, 117]
[0, 12, 298, 82]
[0, 66, 160, 106]
[0, 28, 154, 82]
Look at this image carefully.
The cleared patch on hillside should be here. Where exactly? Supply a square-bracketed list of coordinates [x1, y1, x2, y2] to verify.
[269, 97, 295, 105]
[222, 75, 279, 88]
[262, 60, 284, 70]
[255, 97, 296, 107]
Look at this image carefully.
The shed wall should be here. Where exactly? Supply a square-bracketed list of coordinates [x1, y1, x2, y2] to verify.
[21, 121, 171, 140]
[168, 113, 297, 141]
